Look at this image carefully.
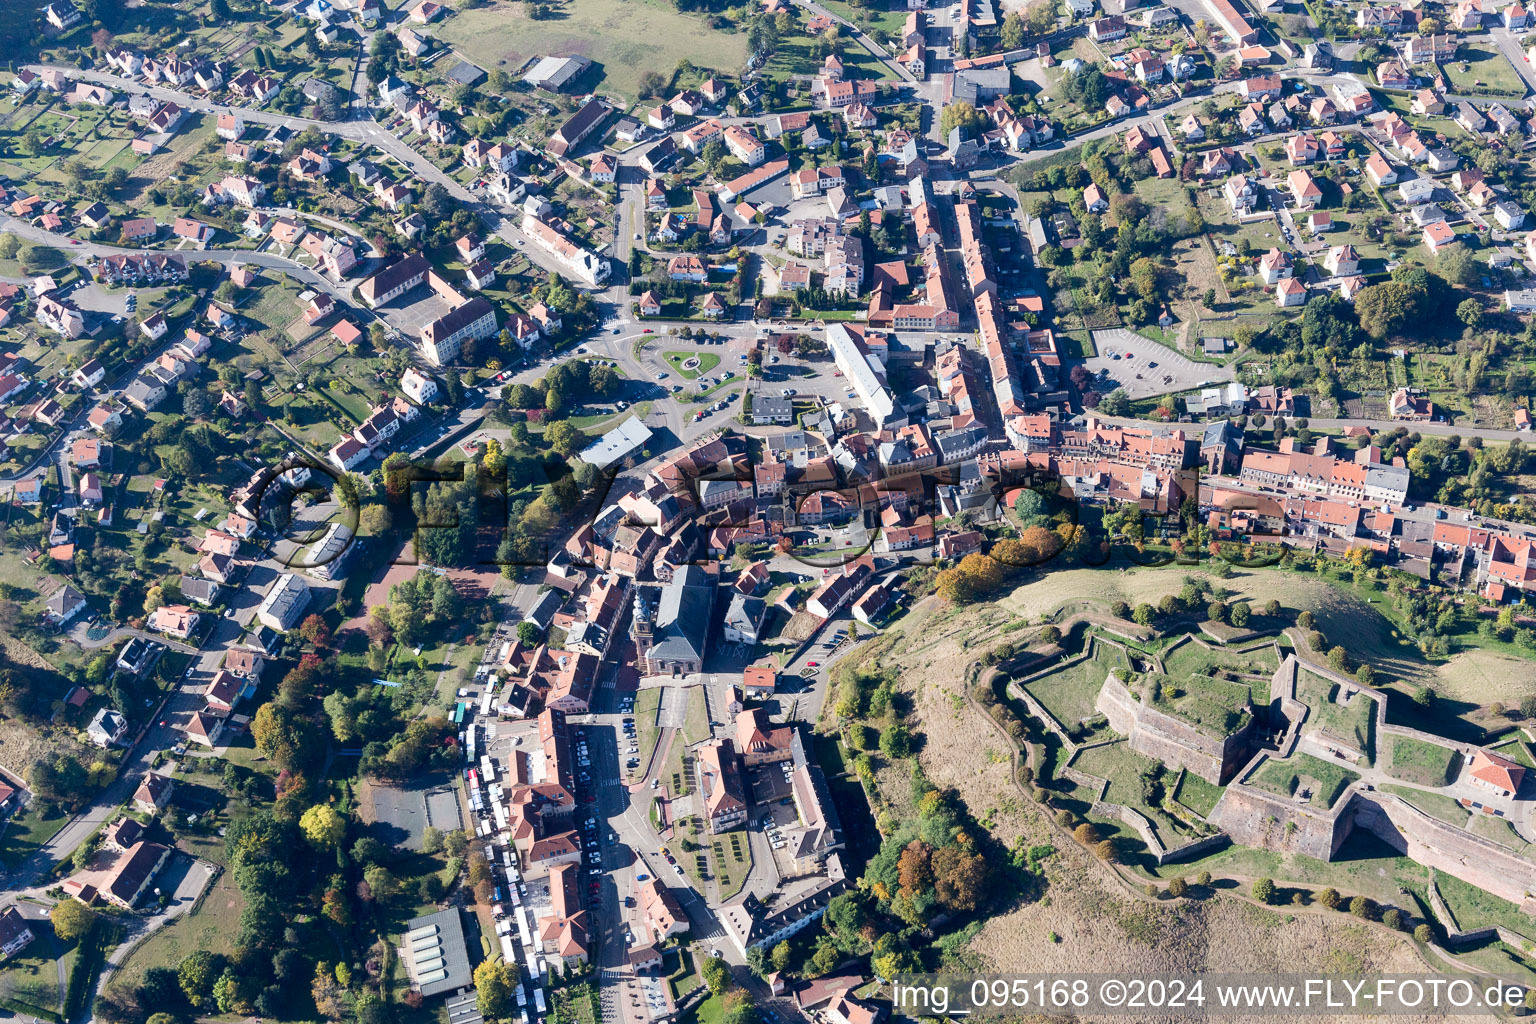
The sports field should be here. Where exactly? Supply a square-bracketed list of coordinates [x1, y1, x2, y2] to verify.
[438, 0, 748, 102]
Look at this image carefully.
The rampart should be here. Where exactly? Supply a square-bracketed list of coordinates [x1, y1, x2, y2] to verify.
[1097, 672, 1256, 784]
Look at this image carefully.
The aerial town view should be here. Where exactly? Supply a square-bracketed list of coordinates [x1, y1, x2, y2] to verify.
[6, 0, 1536, 1016]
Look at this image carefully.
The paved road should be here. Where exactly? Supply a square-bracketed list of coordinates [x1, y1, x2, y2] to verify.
[0, 212, 355, 305]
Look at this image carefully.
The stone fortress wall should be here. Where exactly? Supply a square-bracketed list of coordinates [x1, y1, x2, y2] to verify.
[1097, 671, 1257, 785]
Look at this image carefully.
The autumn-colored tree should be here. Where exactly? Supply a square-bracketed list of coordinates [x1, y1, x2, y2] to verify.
[896, 840, 934, 896]
[300, 803, 346, 848]
[322, 885, 352, 927]
[50, 900, 95, 941]
[931, 844, 988, 912]
[299, 613, 331, 647]
[1073, 823, 1101, 845]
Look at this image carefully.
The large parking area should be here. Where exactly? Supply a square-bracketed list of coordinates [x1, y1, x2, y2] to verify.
[1083, 328, 1234, 399]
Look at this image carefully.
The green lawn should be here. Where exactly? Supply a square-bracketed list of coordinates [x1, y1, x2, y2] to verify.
[0, 927, 64, 1015]
[760, 31, 896, 85]
[1439, 47, 1527, 98]
[1172, 769, 1224, 818]
[0, 803, 69, 869]
[1162, 639, 1279, 679]
[1296, 670, 1375, 758]
[1019, 640, 1128, 729]
[1071, 740, 1186, 840]
[1436, 872, 1536, 941]
[1380, 784, 1468, 827]
[1467, 810, 1531, 852]
[1487, 736, 1536, 769]
[634, 687, 663, 784]
[1248, 753, 1359, 809]
[1145, 672, 1254, 739]
[1383, 735, 1459, 787]
[437, 0, 746, 102]
[106, 873, 246, 998]
[664, 351, 721, 379]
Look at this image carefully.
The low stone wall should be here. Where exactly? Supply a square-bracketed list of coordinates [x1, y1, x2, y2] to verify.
[1430, 870, 1536, 949]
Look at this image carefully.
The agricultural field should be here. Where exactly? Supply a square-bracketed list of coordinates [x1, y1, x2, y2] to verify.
[438, 0, 747, 103]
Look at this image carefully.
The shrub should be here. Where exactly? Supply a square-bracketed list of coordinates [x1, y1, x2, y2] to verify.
[1290, 890, 1307, 906]
[1251, 878, 1276, 904]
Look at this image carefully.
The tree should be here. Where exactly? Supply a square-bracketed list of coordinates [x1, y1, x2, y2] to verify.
[544, 420, 588, 457]
[1073, 823, 1101, 845]
[516, 621, 542, 646]
[1251, 877, 1276, 904]
[770, 941, 793, 972]
[1000, 11, 1026, 48]
[1382, 908, 1403, 930]
[1413, 923, 1433, 942]
[1094, 840, 1118, 862]
[939, 100, 983, 140]
[300, 803, 346, 849]
[422, 826, 444, 854]
[701, 956, 731, 995]
[1456, 297, 1483, 331]
[475, 960, 514, 1019]
[879, 723, 912, 758]
[1166, 877, 1188, 898]
[1350, 895, 1374, 919]
[1097, 389, 1130, 416]
[179, 951, 223, 1009]
[299, 613, 331, 646]
[50, 900, 95, 942]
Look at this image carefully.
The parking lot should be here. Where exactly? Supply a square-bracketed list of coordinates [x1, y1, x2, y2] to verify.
[1083, 328, 1235, 400]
